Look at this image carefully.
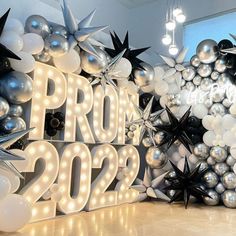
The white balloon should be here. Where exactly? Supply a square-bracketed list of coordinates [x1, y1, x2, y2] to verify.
[0, 31, 23, 52]
[155, 80, 169, 96]
[168, 83, 180, 94]
[112, 58, 132, 78]
[141, 84, 154, 93]
[230, 104, 236, 115]
[202, 115, 214, 130]
[22, 33, 44, 55]
[230, 145, 236, 159]
[51, 192, 62, 202]
[0, 175, 11, 200]
[9, 51, 35, 73]
[4, 18, 24, 35]
[53, 49, 81, 73]
[0, 194, 31, 232]
[160, 95, 168, 108]
[222, 114, 236, 130]
[0, 169, 20, 194]
[203, 131, 215, 146]
[192, 104, 208, 119]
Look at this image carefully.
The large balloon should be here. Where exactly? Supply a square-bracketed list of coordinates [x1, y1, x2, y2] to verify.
[4, 18, 24, 35]
[0, 97, 9, 120]
[53, 49, 81, 73]
[9, 51, 35, 73]
[0, 169, 20, 194]
[112, 58, 132, 78]
[145, 147, 167, 169]
[80, 48, 108, 74]
[0, 175, 11, 200]
[25, 15, 50, 38]
[196, 39, 219, 64]
[0, 71, 33, 104]
[0, 117, 26, 134]
[44, 34, 69, 58]
[0, 30, 23, 52]
[22, 33, 44, 55]
[0, 194, 31, 232]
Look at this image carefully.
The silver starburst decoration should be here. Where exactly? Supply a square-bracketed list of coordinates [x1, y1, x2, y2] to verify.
[61, 0, 108, 56]
[132, 167, 170, 202]
[127, 97, 163, 145]
[91, 49, 126, 90]
[159, 48, 188, 87]
[0, 128, 33, 178]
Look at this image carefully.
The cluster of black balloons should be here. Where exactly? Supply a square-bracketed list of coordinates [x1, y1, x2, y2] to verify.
[139, 93, 162, 112]
[45, 112, 65, 137]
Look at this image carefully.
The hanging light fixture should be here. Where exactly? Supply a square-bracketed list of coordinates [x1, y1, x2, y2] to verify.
[162, 34, 172, 45]
[176, 13, 186, 23]
[173, 7, 182, 17]
[169, 29, 179, 56]
[173, 0, 186, 23]
[165, 2, 176, 31]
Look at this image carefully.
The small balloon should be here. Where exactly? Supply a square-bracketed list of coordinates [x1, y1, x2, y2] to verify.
[0, 31, 23, 52]
[222, 190, 236, 208]
[203, 190, 220, 206]
[35, 50, 51, 62]
[8, 105, 23, 117]
[222, 172, 236, 189]
[209, 103, 226, 116]
[51, 25, 68, 38]
[203, 171, 218, 188]
[215, 57, 227, 73]
[145, 147, 167, 169]
[0, 97, 9, 120]
[210, 146, 227, 162]
[182, 66, 195, 81]
[112, 58, 132, 78]
[0, 175, 11, 200]
[193, 143, 209, 159]
[197, 64, 212, 78]
[214, 163, 229, 176]
[190, 55, 201, 67]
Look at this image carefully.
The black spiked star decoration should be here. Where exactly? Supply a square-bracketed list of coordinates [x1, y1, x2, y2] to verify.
[105, 31, 150, 71]
[165, 157, 210, 209]
[156, 106, 193, 153]
[0, 9, 21, 76]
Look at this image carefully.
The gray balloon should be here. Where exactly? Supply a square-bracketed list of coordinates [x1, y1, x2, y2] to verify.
[223, 99, 232, 108]
[154, 131, 165, 145]
[211, 71, 220, 81]
[51, 25, 68, 38]
[193, 75, 202, 86]
[190, 55, 201, 67]
[0, 72, 33, 104]
[210, 146, 227, 162]
[215, 57, 227, 73]
[215, 182, 225, 194]
[0, 117, 26, 134]
[217, 73, 232, 87]
[222, 190, 236, 208]
[203, 190, 220, 206]
[196, 39, 219, 64]
[203, 171, 218, 188]
[127, 131, 134, 139]
[145, 146, 167, 169]
[226, 155, 236, 167]
[142, 137, 153, 148]
[200, 78, 213, 91]
[35, 50, 51, 63]
[182, 66, 195, 81]
[209, 103, 226, 116]
[134, 62, 154, 88]
[197, 64, 212, 77]
[25, 15, 50, 38]
[211, 87, 225, 103]
[152, 118, 163, 126]
[44, 34, 69, 58]
[197, 161, 209, 172]
[193, 143, 209, 159]
[222, 172, 236, 189]
[8, 105, 23, 117]
[185, 82, 195, 91]
[204, 98, 213, 108]
[0, 97, 9, 120]
[207, 156, 216, 166]
[80, 47, 108, 74]
[129, 124, 137, 131]
[214, 163, 229, 176]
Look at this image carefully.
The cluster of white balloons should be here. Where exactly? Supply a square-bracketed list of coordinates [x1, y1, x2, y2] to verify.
[0, 18, 44, 73]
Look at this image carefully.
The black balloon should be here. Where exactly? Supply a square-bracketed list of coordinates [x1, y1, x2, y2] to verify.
[139, 93, 162, 112]
[218, 39, 233, 50]
[0, 57, 12, 76]
[9, 138, 25, 150]
[45, 112, 65, 137]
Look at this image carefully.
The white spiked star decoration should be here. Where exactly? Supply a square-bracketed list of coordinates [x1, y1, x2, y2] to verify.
[61, 0, 108, 56]
[132, 166, 170, 202]
[0, 128, 33, 178]
[127, 97, 163, 145]
[159, 48, 188, 87]
[91, 49, 126, 90]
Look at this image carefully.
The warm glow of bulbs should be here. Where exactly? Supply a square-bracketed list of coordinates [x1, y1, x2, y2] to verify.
[173, 8, 182, 17]
[176, 13, 186, 23]
[162, 34, 172, 45]
[165, 20, 176, 30]
[169, 44, 179, 55]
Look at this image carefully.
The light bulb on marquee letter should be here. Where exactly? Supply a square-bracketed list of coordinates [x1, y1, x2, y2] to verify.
[116, 88, 139, 145]
[29, 62, 67, 140]
[92, 85, 118, 143]
[64, 74, 95, 143]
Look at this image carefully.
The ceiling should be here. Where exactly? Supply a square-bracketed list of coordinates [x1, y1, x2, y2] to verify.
[117, 0, 160, 8]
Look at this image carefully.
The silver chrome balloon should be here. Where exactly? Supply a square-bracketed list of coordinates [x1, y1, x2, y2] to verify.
[190, 55, 201, 67]
[215, 182, 225, 194]
[25, 15, 50, 38]
[203, 171, 218, 188]
[0, 72, 33, 104]
[35, 50, 51, 62]
[127, 131, 134, 139]
[134, 62, 154, 88]
[154, 131, 165, 145]
[145, 147, 167, 169]
[0, 117, 26, 134]
[200, 78, 213, 91]
[193, 143, 209, 159]
[207, 156, 216, 166]
[196, 39, 219, 64]
[8, 105, 23, 117]
[209, 103, 226, 116]
[226, 155, 236, 167]
[222, 172, 236, 189]
[210, 146, 227, 162]
[152, 118, 163, 126]
[222, 190, 236, 208]
[142, 137, 153, 148]
[214, 163, 229, 176]
[51, 25, 68, 38]
[197, 64, 212, 78]
[0, 97, 9, 120]
[217, 73, 233, 87]
[203, 189, 220, 206]
[214, 57, 227, 73]
[198, 161, 209, 172]
[193, 75, 202, 86]
[210, 86, 225, 103]
[211, 71, 220, 81]
[185, 82, 195, 91]
[80, 47, 108, 74]
[182, 66, 195, 81]
[44, 34, 69, 57]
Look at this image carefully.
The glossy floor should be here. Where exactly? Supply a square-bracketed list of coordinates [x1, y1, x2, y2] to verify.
[3, 202, 236, 236]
